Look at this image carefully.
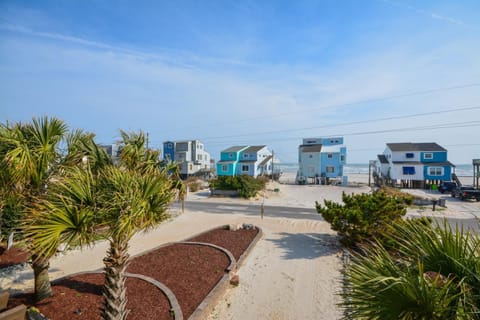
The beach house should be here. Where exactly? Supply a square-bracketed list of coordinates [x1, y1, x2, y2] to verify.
[297, 137, 347, 184]
[376, 142, 455, 188]
[100, 143, 121, 164]
[163, 140, 211, 178]
[216, 145, 274, 177]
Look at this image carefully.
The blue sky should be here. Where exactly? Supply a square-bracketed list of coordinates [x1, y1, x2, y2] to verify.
[1, 0, 479, 164]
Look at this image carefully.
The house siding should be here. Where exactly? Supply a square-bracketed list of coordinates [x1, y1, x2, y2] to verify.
[163, 140, 211, 176]
[421, 151, 447, 162]
[380, 143, 453, 183]
[217, 146, 271, 177]
[424, 165, 451, 180]
[298, 137, 346, 180]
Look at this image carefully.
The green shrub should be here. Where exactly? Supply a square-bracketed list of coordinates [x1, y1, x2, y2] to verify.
[316, 191, 407, 248]
[210, 175, 266, 198]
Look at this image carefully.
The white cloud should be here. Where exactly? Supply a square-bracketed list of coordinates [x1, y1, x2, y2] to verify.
[1, 18, 479, 163]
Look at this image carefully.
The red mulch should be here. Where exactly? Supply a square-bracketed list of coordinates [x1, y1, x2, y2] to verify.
[6, 226, 259, 319]
[0, 245, 29, 269]
[8, 273, 171, 320]
[128, 243, 230, 318]
[188, 226, 259, 260]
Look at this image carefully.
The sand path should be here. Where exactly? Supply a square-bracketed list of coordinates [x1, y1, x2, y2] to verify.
[207, 218, 342, 320]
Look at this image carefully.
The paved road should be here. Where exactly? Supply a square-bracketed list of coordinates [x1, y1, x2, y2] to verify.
[173, 201, 479, 232]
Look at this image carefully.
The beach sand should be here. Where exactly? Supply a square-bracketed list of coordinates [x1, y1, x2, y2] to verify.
[2, 171, 476, 320]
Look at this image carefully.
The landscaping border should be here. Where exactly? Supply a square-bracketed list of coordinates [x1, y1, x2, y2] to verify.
[7, 224, 262, 320]
[188, 226, 263, 320]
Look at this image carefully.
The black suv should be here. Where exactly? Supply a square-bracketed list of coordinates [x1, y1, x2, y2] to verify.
[438, 181, 457, 194]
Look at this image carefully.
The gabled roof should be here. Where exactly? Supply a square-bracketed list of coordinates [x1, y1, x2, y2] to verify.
[259, 155, 273, 166]
[387, 143, 446, 152]
[300, 145, 322, 152]
[242, 145, 267, 153]
[222, 146, 247, 153]
[377, 154, 389, 164]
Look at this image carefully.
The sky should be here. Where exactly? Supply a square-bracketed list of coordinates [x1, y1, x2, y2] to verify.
[0, 0, 479, 164]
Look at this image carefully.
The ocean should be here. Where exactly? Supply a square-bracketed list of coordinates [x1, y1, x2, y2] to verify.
[278, 163, 475, 177]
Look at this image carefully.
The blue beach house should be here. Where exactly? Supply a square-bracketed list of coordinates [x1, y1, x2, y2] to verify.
[377, 142, 455, 188]
[163, 140, 212, 178]
[217, 146, 248, 176]
[216, 145, 275, 177]
[297, 137, 347, 184]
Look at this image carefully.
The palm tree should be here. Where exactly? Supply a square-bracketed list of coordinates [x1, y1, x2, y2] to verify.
[1, 117, 111, 301]
[342, 219, 480, 319]
[24, 130, 177, 319]
[98, 166, 175, 320]
[0, 117, 68, 301]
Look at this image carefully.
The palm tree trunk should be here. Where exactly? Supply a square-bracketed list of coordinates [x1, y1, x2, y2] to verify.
[32, 255, 52, 302]
[101, 239, 130, 320]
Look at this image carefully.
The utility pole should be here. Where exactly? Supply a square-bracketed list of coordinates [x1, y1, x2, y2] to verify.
[271, 149, 274, 182]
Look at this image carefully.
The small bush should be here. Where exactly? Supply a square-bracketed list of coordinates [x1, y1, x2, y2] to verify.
[210, 175, 266, 198]
[185, 177, 202, 192]
[316, 191, 407, 248]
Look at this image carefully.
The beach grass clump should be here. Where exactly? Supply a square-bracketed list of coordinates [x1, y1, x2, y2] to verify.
[316, 191, 407, 248]
[185, 177, 202, 192]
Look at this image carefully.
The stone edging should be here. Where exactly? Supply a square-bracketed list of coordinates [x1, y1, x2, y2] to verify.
[8, 225, 261, 320]
[49, 270, 183, 320]
[188, 226, 263, 320]
[237, 226, 263, 268]
[175, 241, 237, 272]
[124, 272, 183, 320]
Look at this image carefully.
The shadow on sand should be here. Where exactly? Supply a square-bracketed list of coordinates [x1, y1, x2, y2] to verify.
[266, 232, 340, 260]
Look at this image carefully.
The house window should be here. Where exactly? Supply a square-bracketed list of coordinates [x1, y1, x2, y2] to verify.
[429, 167, 443, 176]
[402, 166, 415, 175]
[242, 165, 249, 172]
[229, 153, 234, 158]
[424, 153, 433, 160]
[309, 154, 313, 158]
[340, 155, 345, 162]
[244, 153, 249, 158]
[327, 153, 333, 159]
[326, 166, 335, 173]
[406, 153, 414, 158]
[222, 165, 228, 172]
[167, 143, 173, 148]
[198, 154, 202, 160]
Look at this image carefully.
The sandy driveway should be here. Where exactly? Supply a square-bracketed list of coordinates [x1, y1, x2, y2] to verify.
[207, 218, 342, 320]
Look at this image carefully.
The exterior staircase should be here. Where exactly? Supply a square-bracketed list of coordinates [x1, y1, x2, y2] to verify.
[452, 173, 462, 186]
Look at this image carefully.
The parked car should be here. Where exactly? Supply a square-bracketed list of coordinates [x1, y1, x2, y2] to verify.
[438, 181, 457, 194]
[451, 186, 480, 201]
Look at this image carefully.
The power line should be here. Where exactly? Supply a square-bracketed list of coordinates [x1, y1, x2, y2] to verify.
[181, 82, 480, 130]
[202, 120, 480, 146]
[200, 105, 480, 141]
[274, 144, 480, 156]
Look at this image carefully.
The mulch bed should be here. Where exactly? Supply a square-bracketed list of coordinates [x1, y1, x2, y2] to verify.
[8, 273, 171, 320]
[0, 245, 29, 269]
[6, 226, 259, 319]
[188, 226, 259, 260]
